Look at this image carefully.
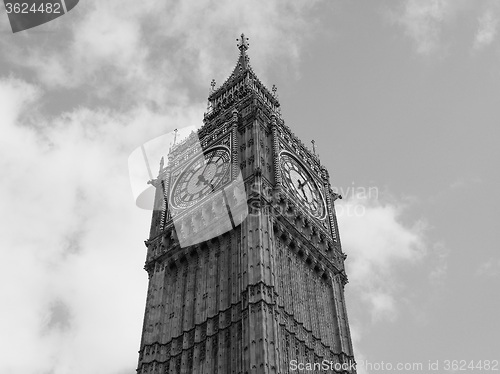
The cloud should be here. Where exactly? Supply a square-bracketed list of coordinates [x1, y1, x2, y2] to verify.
[450, 176, 482, 190]
[387, 0, 500, 55]
[474, 9, 499, 49]
[385, 0, 500, 56]
[0, 2, 327, 373]
[1, 0, 323, 104]
[0, 76, 205, 374]
[388, 0, 455, 55]
[476, 258, 500, 277]
[336, 194, 428, 322]
[337, 192, 452, 371]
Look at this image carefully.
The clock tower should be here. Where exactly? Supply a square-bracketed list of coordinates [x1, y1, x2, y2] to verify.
[137, 34, 356, 373]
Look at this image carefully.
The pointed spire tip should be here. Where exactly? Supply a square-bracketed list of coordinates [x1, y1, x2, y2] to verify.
[237, 33, 249, 52]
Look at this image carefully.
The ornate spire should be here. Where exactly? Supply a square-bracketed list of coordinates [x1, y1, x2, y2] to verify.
[173, 129, 178, 145]
[237, 33, 249, 52]
[235, 33, 250, 71]
[204, 33, 281, 120]
[208, 34, 251, 101]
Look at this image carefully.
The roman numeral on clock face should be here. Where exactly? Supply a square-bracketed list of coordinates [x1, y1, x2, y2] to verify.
[280, 152, 326, 220]
[171, 147, 231, 209]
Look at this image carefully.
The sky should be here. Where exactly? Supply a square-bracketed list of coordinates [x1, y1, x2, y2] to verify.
[0, 1, 499, 373]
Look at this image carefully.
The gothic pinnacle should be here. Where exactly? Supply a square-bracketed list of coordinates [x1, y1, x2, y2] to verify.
[237, 33, 249, 52]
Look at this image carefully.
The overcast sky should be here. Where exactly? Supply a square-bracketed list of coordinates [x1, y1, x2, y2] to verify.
[1, 1, 499, 373]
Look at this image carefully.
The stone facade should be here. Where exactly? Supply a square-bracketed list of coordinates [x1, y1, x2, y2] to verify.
[137, 34, 356, 374]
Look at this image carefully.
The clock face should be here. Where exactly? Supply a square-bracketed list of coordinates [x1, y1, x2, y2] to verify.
[280, 152, 326, 219]
[170, 146, 231, 209]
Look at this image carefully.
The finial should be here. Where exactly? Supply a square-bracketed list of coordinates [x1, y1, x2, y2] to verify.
[173, 129, 178, 145]
[272, 84, 277, 96]
[237, 33, 249, 52]
[159, 156, 164, 171]
[210, 79, 216, 92]
[311, 140, 316, 155]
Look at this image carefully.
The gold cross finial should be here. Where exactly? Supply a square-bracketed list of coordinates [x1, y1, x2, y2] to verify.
[210, 79, 216, 92]
[237, 33, 249, 52]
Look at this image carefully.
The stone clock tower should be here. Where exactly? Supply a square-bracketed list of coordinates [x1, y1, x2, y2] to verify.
[137, 35, 356, 373]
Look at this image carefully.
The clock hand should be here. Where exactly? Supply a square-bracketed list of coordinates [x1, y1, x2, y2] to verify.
[202, 154, 224, 191]
[197, 174, 215, 192]
[196, 151, 219, 187]
[297, 179, 309, 202]
[195, 150, 218, 187]
[301, 189, 308, 202]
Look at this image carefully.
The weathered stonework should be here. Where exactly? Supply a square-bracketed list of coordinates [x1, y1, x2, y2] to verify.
[137, 34, 356, 374]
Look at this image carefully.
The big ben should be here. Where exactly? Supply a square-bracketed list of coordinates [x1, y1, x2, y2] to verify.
[136, 34, 356, 373]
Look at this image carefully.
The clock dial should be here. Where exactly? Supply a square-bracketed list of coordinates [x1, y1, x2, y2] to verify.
[171, 146, 231, 209]
[280, 152, 326, 219]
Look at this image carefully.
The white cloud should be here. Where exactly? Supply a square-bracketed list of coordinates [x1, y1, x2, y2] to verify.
[2, 0, 322, 103]
[449, 176, 482, 190]
[476, 258, 500, 277]
[388, 0, 500, 55]
[386, 0, 498, 55]
[0, 77, 203, 374]
[337, 194, 427, 322]
[388, 0, 454, 55]
[0, 1, 327, 373]
[474, 10, 499, 49]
